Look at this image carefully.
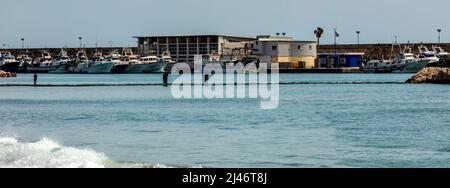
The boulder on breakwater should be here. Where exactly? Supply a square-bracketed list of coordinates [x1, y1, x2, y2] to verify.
[0, 70, 17, 78]
[406, 67, 450, 84]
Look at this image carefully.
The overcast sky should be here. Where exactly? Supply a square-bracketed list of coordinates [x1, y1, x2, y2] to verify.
[1, 0, 448, 48]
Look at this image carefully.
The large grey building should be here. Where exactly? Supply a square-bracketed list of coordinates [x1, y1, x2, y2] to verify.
[133, 34, 255, 62]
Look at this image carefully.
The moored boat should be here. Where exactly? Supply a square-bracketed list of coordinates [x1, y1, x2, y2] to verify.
[87, 51, 114, 74]
[27, 51, 58, 73]
[0, 51, 20, 73]
[121, 49, 144, 73]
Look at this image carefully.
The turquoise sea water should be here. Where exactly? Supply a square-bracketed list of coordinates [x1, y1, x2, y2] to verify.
[1, 73, 450, 168]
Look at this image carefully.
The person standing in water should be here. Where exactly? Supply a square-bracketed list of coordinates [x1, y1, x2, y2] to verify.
[33, 73, 38, 87]
[162, 72, 169, 87]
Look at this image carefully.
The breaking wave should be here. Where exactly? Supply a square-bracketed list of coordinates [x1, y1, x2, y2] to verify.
[0, 136, 193, 168]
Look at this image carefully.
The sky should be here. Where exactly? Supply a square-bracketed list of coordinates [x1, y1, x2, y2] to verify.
[1, 0, 449, 48]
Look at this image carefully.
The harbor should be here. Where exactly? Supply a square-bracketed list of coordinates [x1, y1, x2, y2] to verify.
[2, 34, 449, 75]
[3, 0, 450, 172]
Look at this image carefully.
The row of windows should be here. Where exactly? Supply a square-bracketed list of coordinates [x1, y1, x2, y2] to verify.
[140, 37, 220, 44]
[271, 45, 313, 51]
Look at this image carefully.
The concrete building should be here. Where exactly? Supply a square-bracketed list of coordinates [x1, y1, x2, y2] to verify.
[249, 35, 317, 69]
[133, 34, 255, 62]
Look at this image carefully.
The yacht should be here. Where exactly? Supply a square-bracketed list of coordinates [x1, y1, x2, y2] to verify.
[87, 51, 114, 74]
[121, 49, 144, 73]
[28, 51, 58, 73]
[0, 51, 20, 73]
[109, 51, 127, 73]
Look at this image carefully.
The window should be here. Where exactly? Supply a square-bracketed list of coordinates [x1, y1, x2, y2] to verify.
[309, 45, 312, 50]
[298, 45, 302, 50]
[272, 45, 277, 51]
[299, 61, 306, 68]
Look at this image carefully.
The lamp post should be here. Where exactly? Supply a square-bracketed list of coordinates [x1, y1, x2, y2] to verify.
[356, 31, 360, 46]
[437, 29, 442, 44]
[78, 37, 82, 48]
[21, 38, 25, 49]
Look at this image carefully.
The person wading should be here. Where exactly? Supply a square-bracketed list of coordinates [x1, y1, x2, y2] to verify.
[204, 73, 209, 84]
[33, 73, 38, 87]
[162, 72, 169, 87]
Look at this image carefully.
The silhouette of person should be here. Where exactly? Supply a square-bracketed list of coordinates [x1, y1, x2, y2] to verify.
[204, 73, 209, 84]
[33, 73, 38, 87]
[162, 72, 169, 87]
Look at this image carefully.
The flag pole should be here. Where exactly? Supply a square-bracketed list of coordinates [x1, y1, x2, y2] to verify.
[334, 28, 338, 68]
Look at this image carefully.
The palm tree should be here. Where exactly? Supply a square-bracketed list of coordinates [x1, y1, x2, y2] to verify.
[314, 27, 324, 45]
[314, 27, 324, 68]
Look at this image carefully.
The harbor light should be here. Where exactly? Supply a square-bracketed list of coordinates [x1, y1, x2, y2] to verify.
[356, 31, 360, 45]
[78, 37, 82, 48]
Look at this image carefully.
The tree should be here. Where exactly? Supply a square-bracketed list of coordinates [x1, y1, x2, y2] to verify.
[314, 27, 324, 68]
[314, 27, 324, 45]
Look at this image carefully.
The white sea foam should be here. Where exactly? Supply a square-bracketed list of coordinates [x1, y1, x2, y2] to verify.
[0, 137, 107, 168]
[0, 136, 200, 168]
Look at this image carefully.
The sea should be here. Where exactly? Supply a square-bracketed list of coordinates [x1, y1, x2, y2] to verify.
[1, 73, 450, 168]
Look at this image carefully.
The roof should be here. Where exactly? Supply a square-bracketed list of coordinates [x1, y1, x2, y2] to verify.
[133, 33, 255, 40]
[258, 40, 317, 43]
[318, 52, 365, 55]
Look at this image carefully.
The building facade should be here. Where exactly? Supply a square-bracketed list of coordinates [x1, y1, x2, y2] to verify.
[249, 35, 317, 69]
[318, 53, 365, 68]
[134, 34, 255, 62]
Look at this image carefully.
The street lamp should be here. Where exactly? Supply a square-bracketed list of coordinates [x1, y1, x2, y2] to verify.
[437, 29, 442, 44]
[78, 37, 82, 48]
[21, 38, 25, 49]
[356, 31, 360, 45]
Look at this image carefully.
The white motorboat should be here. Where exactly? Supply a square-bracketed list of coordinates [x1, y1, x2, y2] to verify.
[140, 55, 166, 73]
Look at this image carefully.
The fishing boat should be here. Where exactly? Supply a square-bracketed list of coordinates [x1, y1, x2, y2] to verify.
[109, 51, 127, 73]
[66, 50, 90, 73]
[141, 51, 171, 73]
[0, 51, 20, 73]
[16, 52, 33, 73]
[28, 51, 58, 73]
[48, 49, 71, 73]
[87, 51, 114, 74]
[121, 49, 144, 73]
